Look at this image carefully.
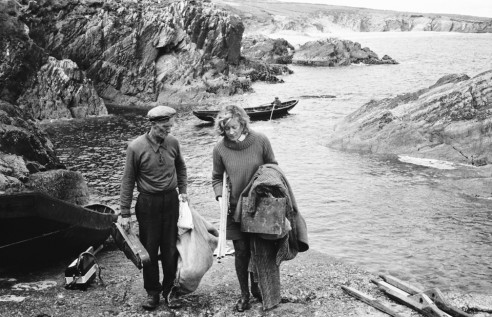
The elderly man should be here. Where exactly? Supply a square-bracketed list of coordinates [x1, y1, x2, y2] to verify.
[119, 105, 188, 310]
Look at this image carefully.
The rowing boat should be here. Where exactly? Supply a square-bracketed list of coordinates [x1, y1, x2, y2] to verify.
[0, 192, 117, 265]
[192, 99, 298, 122]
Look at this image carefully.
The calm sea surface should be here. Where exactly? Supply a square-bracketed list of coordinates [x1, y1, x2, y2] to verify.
[45, 32, 492, 294]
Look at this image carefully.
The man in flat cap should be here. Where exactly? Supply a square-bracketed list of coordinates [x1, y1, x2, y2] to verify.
[120, 105, 188, 310]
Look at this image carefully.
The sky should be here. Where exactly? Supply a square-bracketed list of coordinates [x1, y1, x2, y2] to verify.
[278, 0, 492, 18]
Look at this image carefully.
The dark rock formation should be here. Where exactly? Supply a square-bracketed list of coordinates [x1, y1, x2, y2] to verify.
[18, 57, 108, 120]
[0, 0, 107, 120]
[242, 35, 295, 64]
[0, 100, 59, 170]
[15, 0, 250, 107]
[0, 98, 90, 200]
[292, 38, 397, 67]
[327, 70, 492, 165]
[0, 0, 47, 104]
[0, 99, 60, 191]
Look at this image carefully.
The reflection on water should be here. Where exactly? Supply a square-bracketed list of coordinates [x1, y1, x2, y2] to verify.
[43, 32, 492, 294]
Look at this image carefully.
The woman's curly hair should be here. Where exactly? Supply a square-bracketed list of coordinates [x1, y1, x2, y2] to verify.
[215, 105, 250, 136]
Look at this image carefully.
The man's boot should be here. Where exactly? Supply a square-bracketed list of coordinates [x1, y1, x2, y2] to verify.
[142, 294, 159, 310]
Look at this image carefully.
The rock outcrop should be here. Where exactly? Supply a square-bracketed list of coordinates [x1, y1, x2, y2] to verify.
[18, 57, 108, 120]
[327, 71, 492, 166]
[242, 35, 295, 64]
[0, 0, 47, 104]
[0, 98, 90, 200]
[233, 58, 293, 84]
[292, 38, 397, 66]
[0, 0, 107, 120]
[215, 0, 492, 35]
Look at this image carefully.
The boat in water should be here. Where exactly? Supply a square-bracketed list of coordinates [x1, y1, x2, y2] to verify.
[0, 192, 117, 266]
[193, 99, 299, 122]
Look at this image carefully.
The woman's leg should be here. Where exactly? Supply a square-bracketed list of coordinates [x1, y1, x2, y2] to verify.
[233, 238, 251, 311]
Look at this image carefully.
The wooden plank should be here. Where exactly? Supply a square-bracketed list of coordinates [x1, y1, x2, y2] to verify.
[372, 279, 451, 317]
[381, 276, 469, 317]
[413, 293, 452, 317]
[380, 274, 423, 295]
[424, 288, 473, 317]
[341, 286, 404, 317]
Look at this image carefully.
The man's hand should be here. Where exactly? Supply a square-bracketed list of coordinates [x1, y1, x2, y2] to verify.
[179, 193, 188, 202]
[119, 216, 131, 232]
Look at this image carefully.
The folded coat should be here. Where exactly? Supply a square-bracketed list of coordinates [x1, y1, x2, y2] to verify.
[234, 164, 309, 310]
[235, 163, 309, 259]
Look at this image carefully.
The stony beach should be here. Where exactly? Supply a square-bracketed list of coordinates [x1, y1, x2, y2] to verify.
[0, 243, 398, 317]
[1, 223, 491, 317]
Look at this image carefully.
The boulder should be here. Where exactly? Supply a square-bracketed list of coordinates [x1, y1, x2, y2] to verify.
[242, 35, 295, 64]
[0, 100, 59, 169]
[327, 70, 492, 166]
[25, 169, 90, 205]
[0, 153, 29, 181]
[292, 38, 397, 66]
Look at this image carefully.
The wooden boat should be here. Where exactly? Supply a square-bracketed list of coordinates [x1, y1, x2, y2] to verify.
[193, 99, 298, 122]
[0, 192, 118, 266]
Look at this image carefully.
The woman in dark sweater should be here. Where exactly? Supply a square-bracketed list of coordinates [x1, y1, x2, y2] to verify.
[212, 105, 277, 312]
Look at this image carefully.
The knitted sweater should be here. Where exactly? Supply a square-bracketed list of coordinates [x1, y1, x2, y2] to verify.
[120, 133, 187, 216]
[212, 130, 277, 206]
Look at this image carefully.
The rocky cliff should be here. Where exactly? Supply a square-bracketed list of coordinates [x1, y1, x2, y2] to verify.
[18, 0, 248, 108]
[0, 0, 105, 196]
[214, 0, 492, 35]
[327, 71, 492, 166]
[0, 0, 289, 195]
[1, 0, 260, 112]
[18, 57, 108, 120]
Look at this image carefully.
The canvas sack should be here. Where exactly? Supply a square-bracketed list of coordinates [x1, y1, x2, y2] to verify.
[174, 204, 219, 295]
[177, 200, 194, 235]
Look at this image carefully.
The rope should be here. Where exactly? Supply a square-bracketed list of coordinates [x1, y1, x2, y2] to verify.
[0, 226, 75, 250]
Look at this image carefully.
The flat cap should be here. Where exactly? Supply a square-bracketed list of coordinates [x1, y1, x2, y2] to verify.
[147, 106, 176, 122]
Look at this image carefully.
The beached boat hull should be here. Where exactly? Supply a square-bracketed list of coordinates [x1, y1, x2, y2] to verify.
[0, 192, 117, 266]
[193, 100, 299, 122]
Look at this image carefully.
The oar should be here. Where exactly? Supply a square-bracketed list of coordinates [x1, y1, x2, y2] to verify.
[216, 172, 229, 262]
[269, 103, 275, 121]
[341, 286, 404, 317]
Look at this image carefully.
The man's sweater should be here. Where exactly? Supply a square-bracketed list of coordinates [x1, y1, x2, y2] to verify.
[120, 133, 187, 216]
